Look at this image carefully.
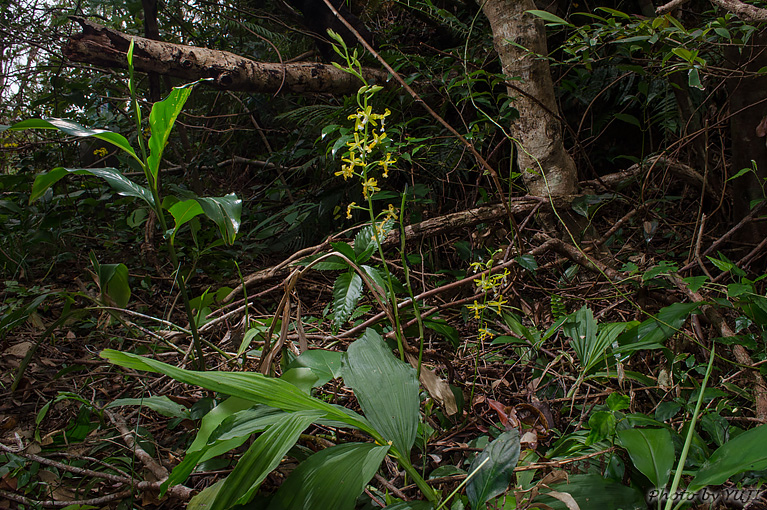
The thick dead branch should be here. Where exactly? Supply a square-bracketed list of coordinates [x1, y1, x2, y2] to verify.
[582, 155, 719, 201]
[62, 17, 393, 95]
[225, 198, 541, 301]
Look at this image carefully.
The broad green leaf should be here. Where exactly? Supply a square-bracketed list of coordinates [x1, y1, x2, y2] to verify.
[341, 329, 419, 457]
[332, 272, 363, 327]
[617, 428, 674, 488]
[534, 474, 645, 509]
[586, 411, 616, 445]
[688, 424, 767, 491]
[106, 396, 189, 419]
[0, 118, 141, 165]
[688, 67, 704, 90]
[266, 442, 390, 510]
[330, 241, 358, 263]
[101, 263, 131, 308]
[280, 367, 319, 393]
[100, 350, 376, 435]
[286, 349, 343, 387]
[615, 113, 641, 128]
[466, 429, 521, 508]
[169, 199, 204, 242]
[423, 317, 460, 349]
[526, 9, 572, 26]
[353, 225, 379, 264]
[30, 167, 154, 206]
[147, 83, 196, 183]
[211, 410, 323, 510]
[683, 275, 708, 293]
[196, 194, 242, 245]
[361, 264, 387, 295]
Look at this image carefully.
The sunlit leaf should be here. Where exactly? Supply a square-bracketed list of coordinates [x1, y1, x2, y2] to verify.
[0, 118, 141, 165]
[100, 350, 376, 434]
[30, 167, 154, 207]
[147, 82, 200, 183]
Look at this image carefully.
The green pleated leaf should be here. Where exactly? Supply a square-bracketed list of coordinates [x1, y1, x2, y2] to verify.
[106, 396, 189, 419]
[100, 350, 376, 436]
[0, 118, 141, 165]
[617, 428, 674, 489]
[187, 479, 224, 510]
[466, 429, 521, 508]
[332, 272, 363, 327]
[211, 410, 323, 510]
[688, 424, 767, 492]
[162, 404, 287, 494]
[30, 167, 154, 206]
[147, 83, 197, 183]
[341, 329, 419, 457]
[266, 442, 390, 510]
[196, 194, 242, 245]
[353, 225, 380, 264]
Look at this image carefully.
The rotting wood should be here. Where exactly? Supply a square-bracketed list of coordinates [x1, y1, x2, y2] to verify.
[62, 17, 394, 95]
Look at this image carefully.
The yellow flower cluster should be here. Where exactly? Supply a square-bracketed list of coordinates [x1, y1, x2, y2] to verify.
[466, 258, 510, 342]
[336, 106, 399, 220]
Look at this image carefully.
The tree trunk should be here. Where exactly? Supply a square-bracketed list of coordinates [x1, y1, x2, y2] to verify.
[478, 0, 578, 199]
[726, 28, 767, 238]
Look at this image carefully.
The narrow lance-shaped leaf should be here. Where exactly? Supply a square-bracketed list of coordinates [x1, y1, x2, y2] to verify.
[30, 167, 154, 207]
[210, 410, 323, 510]
[146, 81, 204, 183]
[0, 118, 142, 166]
[100, 350, 377, 436]
[688, 424, 767, 492]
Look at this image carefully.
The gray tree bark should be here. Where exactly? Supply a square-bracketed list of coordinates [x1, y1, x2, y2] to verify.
[478, 0, 578, 200]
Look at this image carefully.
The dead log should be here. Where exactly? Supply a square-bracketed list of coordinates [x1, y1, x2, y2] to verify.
[62, 17, 394, 95]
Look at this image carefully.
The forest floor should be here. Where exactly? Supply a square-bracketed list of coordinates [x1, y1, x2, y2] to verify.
[1, 170, 766, 509]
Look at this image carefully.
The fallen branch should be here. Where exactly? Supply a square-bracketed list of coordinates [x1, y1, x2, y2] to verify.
[224, 198, 541, 301]
[62, 17, 394, 95]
